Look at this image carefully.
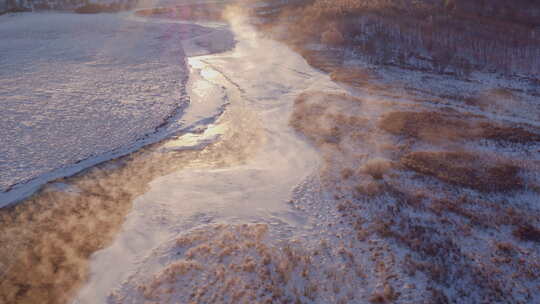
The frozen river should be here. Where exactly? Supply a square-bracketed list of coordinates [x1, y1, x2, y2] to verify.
[0, 12, 224, 205]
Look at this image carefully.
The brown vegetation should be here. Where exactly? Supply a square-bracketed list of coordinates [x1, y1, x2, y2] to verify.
[0, 182, 133, 304]
[74, 3, 129, 14]
[288, 70, 539, 302]
[0, 110, 262, 304]
[116, 224, 366, 304]
[135, 4, 226, 21]
[400, 151, 522, 191]
[513, 225, 540, 243]
[321, 26, 345, 46]
[299, 49, 344, 73]
[290, 91, 366, 146]
[329, 67, 377, 87]
[379, 110, 540, 143]
[380, 111, 466, 142]
[359, 158, 394, 180]
[253, 0, 540, 77]
[478, 122, 540, 143]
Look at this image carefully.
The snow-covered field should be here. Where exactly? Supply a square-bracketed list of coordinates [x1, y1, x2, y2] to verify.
[0, 12, 206, 205]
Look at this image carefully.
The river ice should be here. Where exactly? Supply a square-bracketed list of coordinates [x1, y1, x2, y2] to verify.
[0, 12, 216, 203]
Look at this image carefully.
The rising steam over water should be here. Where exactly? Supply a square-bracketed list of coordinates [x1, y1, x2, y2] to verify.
[0, 6, 327, 303]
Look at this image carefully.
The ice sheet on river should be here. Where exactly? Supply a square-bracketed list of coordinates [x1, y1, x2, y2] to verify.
[0, 13, 220, 203]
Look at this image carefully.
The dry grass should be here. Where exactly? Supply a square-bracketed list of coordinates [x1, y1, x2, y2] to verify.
[321, 27, 345, 45]
[358, 157, 395, 180]
[135, 4, 226, 21]
[0, 173, 137, 304]
[471, 87, 516, 109]
[288, 70, 540, 302]
[379, 111, 466, 142]
[478, 122, 540, 143]
[355, 175, 382, 197]
[115, 224, 366, 304]
[0, 111, 262, 304]
[291, 91, 366, 146]
[513, 225, 540, 243]
[400, 151, 522, 192]
[74, 2, 132, 14]
[297, 49, 345, 73]
[330, 67, 377, 87]
[379, 110, 540, 143]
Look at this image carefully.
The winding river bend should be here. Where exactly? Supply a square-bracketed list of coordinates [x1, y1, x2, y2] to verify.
[1, 7, 345, 304]
[74, 10, 331, 302]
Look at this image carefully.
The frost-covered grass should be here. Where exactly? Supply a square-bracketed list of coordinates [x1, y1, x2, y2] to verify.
[288, 61, 540, 302]
[111, 222, 405, 304]
[112, 224, 335, 304]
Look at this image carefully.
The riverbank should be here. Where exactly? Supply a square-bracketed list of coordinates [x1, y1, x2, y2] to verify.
[251, 1, 540, 302]
[0, 11, 234, 304]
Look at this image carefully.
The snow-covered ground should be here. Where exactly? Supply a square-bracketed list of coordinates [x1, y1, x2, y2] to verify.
[0, 12, 229, 206]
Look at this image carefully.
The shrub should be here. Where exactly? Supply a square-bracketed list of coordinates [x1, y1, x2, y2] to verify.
[135, 4, 225, 21]
[380, 110, 540, 143]
[321, 27, 345, 45]
[359, 158, 394, 180]
[513, 225, 540, 243]
[355, 175, 381, 196]
[329, 67, 376, 86]
[379, 111, 465, 142]
[75, 3, 123, 14]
